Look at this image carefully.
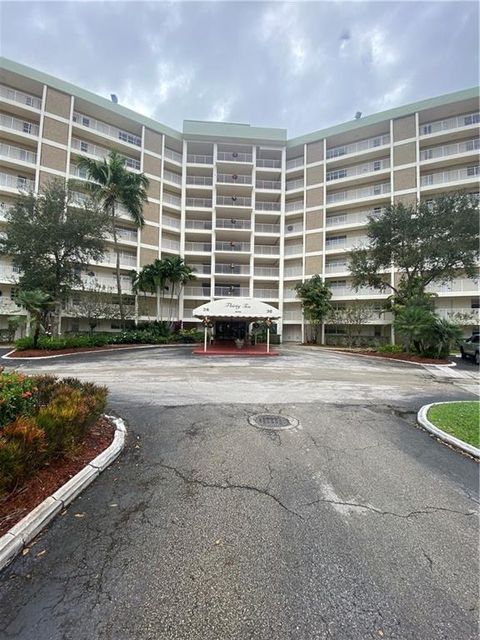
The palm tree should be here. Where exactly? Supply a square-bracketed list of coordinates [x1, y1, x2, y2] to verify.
[77, 150, 149, 328]
[14, 290, 52, 348]
[162, 256, 196, 324]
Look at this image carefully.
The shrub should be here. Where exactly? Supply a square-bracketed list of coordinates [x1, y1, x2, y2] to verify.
[173, 329, 203, 343]
[15, 334, 109, 351]
[378, 344, 403, 354]
[0, 372, 38, 427]
[0, 416, 46, 495]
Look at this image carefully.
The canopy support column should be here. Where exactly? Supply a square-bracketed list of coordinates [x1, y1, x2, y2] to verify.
[267, 326, 270, 353]
[204, 325, 208, 352]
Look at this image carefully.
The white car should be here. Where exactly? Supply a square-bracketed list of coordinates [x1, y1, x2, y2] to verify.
[460, 334, 480, 365]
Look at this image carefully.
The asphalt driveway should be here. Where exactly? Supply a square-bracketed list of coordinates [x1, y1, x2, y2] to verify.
[0, 346, 478, 639]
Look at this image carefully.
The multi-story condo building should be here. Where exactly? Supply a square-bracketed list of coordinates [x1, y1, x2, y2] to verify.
[0, 57, 479, 342]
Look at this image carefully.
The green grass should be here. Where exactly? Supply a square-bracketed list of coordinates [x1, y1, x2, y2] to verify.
[427, 402, 480, 448]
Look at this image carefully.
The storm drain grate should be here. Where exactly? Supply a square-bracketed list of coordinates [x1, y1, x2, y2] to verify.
[248, 413, 299, 430]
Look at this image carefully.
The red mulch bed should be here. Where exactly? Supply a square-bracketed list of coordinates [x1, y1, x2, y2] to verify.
[7, 344, 148, 358]
[0, 416, 115, 537]
[328, 347, 449, 364]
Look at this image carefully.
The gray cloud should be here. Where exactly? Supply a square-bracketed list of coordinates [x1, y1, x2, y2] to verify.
[1, 1, 478, 137]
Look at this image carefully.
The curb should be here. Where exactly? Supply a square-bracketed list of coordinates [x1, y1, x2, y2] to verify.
[0, 415, 126, 572]
[2, 343, 193, 361]
[417, 402, 480, 458]
[297, 346, 457, 368]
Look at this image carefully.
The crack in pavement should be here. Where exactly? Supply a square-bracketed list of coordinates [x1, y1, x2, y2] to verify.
[158, 462, 304, 520]
[300, 498, 477, 519]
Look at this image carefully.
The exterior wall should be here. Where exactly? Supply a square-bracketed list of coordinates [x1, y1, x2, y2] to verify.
[45, 87, 71, 119]
[40, 144, 67, 172]
[42, 117, 69, 145]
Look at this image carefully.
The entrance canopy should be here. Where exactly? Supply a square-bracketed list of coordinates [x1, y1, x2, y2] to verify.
[192, 297, 281, 320]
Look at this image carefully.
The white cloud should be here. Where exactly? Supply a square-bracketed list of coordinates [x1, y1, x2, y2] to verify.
[208, 96, 235, 122]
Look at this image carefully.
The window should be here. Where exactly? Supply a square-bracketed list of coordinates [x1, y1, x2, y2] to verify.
[467, 166, 480, 176]
[421, 124, 432, 135]
[25, 96, 34, 107]
[464, 114, 480, 125]
[22, 121, 32, 134]
[82, 116, 90, 127]
[80, 141, 88, 153]
[423, 149, 433, 160]
[373, 137, 381, 147]
[423, 175, 434, 186]
[16, 176, 27, 188]
[373, 160, 381, 171]
[471, 299, 480, 309]
[373, 185, 381, 195]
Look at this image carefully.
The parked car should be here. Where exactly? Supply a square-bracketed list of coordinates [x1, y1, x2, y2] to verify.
[459, 334, 480, 364]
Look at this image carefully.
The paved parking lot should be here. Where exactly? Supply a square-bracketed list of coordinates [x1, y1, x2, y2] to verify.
[0, 346, 478, 639]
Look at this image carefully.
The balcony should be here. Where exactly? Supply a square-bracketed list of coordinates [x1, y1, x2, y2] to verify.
[185, 219, 212, 231]
[256, 179, 281, 190]
[215, 241, 250, 253]
[426, 279, 479, 294]
[0, 114, 40, 137]
[190, 265, 211, 275]
[0, 200, 14, 219]
[216, 218, 251, 230]
[420, 166, 479, 187]
[0, 172, 35, 191]
[73, 112, 141, 147]
[186, 175, 212, 186]
[325, 260, 348, 274]
[420, 113, 479, 136]
[71, 138, 140, 170]
[326, 208, 383, 228]
[161, 238, 181, 252]
[326, 134, 390, 160]
[186, 197, 212, 208]
[435, 308, 480, 322]
[330, 285, 386, 298]
[0, 265, 21, 282]
[100, 251, 137, 268]
[0, 143, 37, 164]
[0, 299, 23, 315]
[283, 310, 302, 321]
[115, 227, 138, 243]
[163, 193, 182, 208]
[217, 173, 252, 185]
[285, 200, 304, 212]
[284, 266, 302, 277]
[217, 151, 252, 163]
[162, 214, 181, 229]
[420, 138, 480, 162]
[255, 201, 281, 211]
[257, 158, 281, 169]
[255, 223, 280, 234]
[284, 288, 297, 299]
[0, 84, 42, 110]
[284, 244, 303, 256]
[326, 183, 390, 205]
[326, 159, 390, 182]
[187, 154, 213, 164]
[325, 235, 367, 251]
[286, 157, 304, 170]
[164, 148, 182, 163]
[184, 286, 211, 297]
[253, 288, 278, 299]
[286, 178, 304, 191]
[214, 286, 250, 297]
[255, 244, 280, 256]
[216, 195, 252, 207]
[215, 263, 250, 275]
[185, 241, 212, 252]
[284, 222, 303, 235]
[254, 266, 279, 277]
[163, 170, 182, 185]
[83, 274, 133, 294]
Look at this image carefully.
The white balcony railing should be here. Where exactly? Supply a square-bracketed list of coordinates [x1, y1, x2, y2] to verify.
[285, 200, 304, 212]
[217, 173, 252, 185]
[285, 222, 303, 234]
[330, 285, 386, 297]
[255, 244, 280, 256]
[0, 265, 21, 282]
[0, 201, 14, 219]
[326, 159, 390, 182]
[325, 236, 368, 251]
[283, 310, 302, 321]
[163, 170, 182, 185]
[71, 137, 141, 170]
[326, 183, 390, 204]
[326, 134, 390, 160]
[0, 84, 42, 110]
[164, 148, 183, 163]
[190, 265, 211, 275]
[216, 218, 251, 230]
[0, 114, 40, 137]
[420, 113, 480, 136]
[257, 158, 281, 168]
[254, 289, 278, 299]
[184, 286, 211, 297]
[83, 275, 133, 294]
[286, 178, 304, 191]
[284, 289, 297, 299]
[185, 241, 212, 252]
[420, 139, 480, 161]
[162, 215, 181, 229]
[286, 157, 304, 170]
[255, 201, 281, 211]
[217, 151, 253, 163]
[163, 193, 182, 208]
[284, 244, 303, 256]
[284, 266, 302, 277]
[215, 264, 250, 275]
[215, 241, 250, 252]
[185, 219, 212, 230]
[426, 279, 479, 294]
[101, 252, 137, 268]
[326, 207, 383, 228]
[214, 286, 250, 297]
[186, 175, 213, 186]
[420, 166, 480, 187]
[186, 197, 212, 208]
[216, 195, 252, 207]
[73, 112, 141, 147]
[0, 172, 34, 191]
[435, 308, 480, 322]
[0, 143, 37, 164]
[256, 179, 281, 190]
[254, 266, 279, 277]
[115, 228, 138, 243]
[255, 223, 280, 234]
[187, 154, 213, 164]
[161, 238, 181, 252]
[325, 261, 348, 273]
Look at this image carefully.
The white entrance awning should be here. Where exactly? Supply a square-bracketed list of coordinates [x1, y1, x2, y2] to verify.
[192, 297, 281, 320]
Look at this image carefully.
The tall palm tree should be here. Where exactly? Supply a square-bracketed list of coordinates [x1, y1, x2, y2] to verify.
[15, 289, 52, 348]
[163, 256, 196, 324]
[77, 150, 149, 328]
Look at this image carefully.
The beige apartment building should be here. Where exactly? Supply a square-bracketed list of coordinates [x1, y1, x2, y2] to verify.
[0, 57, 479, 342]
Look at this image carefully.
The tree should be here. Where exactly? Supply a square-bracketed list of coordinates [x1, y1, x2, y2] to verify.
[69, 280, 123, 333]
[349, 192, 479, 305]
[77, 150, 149, 328]
[14, 290, 52, 348]
[0, 179, 109, 334]
[327, 302, 375, 348]
[295, 275, 332, 343]
[141, 259, 169, 322]
[394, 305, 463, 358]
[162, 256, 196, 324]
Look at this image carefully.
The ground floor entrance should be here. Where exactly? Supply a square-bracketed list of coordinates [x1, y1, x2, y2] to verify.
[215, 320, 247, 341]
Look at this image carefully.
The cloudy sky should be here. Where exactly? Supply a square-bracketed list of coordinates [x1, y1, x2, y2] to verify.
[1, 1, 478, 137]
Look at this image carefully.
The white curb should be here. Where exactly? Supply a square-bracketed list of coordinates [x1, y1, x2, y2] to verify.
[297, 346, 457, 368]
[2, 343, 193, 361]
[0, 415, 126, 572]
[417, 402, 480, 458]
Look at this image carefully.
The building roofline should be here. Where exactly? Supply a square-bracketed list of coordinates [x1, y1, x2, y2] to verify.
[1, 57, 478, 148]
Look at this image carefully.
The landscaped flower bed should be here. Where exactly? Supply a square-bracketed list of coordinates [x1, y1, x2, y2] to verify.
[0, 371, 110, 532]
[304, 344, 450, 364]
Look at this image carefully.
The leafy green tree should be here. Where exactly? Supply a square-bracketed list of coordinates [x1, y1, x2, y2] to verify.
[0, 179, 109, 333]
[394, 306, 463, 358]
[295, 275, 332, 343]
[162, 256, 196, 324]
[327, 302, 375, 348]
[77, 150, 149, 328]
[14, 290, 52, 348]
[349, 192, 479, 304]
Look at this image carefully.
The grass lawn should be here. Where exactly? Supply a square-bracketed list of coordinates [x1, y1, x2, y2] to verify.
[427, 402, 480, 448]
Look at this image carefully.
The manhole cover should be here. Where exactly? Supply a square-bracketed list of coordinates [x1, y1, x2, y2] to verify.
[248, 413, 299, 430]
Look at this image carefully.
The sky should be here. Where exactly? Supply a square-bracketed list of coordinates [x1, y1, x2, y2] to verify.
[1, 1, 479, 137]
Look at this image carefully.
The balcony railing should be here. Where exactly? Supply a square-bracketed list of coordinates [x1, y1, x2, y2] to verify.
[284, 289, 297, 299]
[116, 228, 138, 243]
[325, 236, 368, 250]
[326, 134, 390, 159]
[101, 252, 137, 268]
[186, 175, 213, 186]
[216, 218, 251, 230]
[216, 195, 252, 207]
[326, 208, 383, 228]
[286, 157, 304, 170]
[326, 183, 390, 204]
[73, 112, 141, 147]
[0, 84, 42, 110]
[435, 308, 480, 321]
[185, 241, 212, 252]
[161, 238, 181, 252]
[0, 143, 37, 164]
[163, 169, 182, 185]
[426, 279, 479, 294]
[186, 197, 212, 208]
[283, 310, 302, 321]
[0, 172, 35, 191]
[163, 193, 182, 208]
[217, 151, 253, 163]
[0, 265, 22, 282]
[256, 179, 281, 190]
[285, 222, 303, 234]
[214, 286, 250, 297]
[190, 265, 211, 275]
[164, 148, 183, 163]
[285, 200, 304, 212]
[215, 241, 250, 252]
[162, 215, 181, 229]
[184, 286, 211, 297]
[420, 138, 480, 161]
[284, 244, 302, 256]
[326, 159, 390, 181]
[254, 289, 278, 299]
[330, 285, 387, 297]
[325, 261, 348, 273]
[0, 114, 40, 137]
[257, 158, 281, 168]
[0, 201, 14, 219]
[254, 266, 279, 277]
[83, 275, 132, 294]
[217, 173, 252, 185]
[420, 113, 480, 136]
[420, 166, 480, 186]
[286, 178, 304, 191]
[187, 154, 213, 164]
[255, 201, 281, 211]
[284, 266, 302, 277]
[255, 244, 280, 256]
[255, 223, 280, 234]
[71, 138, 141, 170]
[215, 264, 250, 275]
[185, 219, 212, 230]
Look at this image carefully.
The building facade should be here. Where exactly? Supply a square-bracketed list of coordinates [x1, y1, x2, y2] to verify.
[0, 58, 479, 342]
